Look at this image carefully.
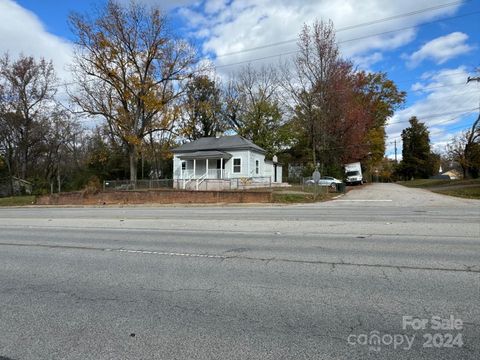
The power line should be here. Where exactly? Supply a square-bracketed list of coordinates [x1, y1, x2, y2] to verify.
[53, 10, 477, 88]
[214, 10, 480, 69]
[387, 110, 478, 140]
[430, 123, 469, 136]
[388, 107, 478, 126]
[215, 1, 470, 58]
[51, 68, 475, 91]
[410, 81, 471, 92]
[386, 123, 471, 154]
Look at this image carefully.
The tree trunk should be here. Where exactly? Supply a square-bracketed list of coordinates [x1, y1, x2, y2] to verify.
[6, 146, 14, 196]
[129, 144, 138, 182]
[21, 148, 28, 180]
[312, 141, 316, 168]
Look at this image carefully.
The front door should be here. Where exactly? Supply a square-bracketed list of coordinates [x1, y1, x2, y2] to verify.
[216, 159, 225, 179]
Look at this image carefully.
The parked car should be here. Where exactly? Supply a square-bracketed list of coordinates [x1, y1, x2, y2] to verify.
[305, 176, 343, 188]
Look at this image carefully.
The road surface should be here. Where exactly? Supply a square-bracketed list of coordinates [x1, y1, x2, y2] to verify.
[0, 183, 479, 359]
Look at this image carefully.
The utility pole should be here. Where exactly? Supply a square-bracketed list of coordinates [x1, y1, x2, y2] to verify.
[467, 75, 480, 123]
[394, 139, 398, 163]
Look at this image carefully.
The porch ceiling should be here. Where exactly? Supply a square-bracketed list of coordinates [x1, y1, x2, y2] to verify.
[178, 151, 232, 160]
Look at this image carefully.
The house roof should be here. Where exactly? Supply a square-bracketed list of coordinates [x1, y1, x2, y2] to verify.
[178, 151, 232, 160]
[441, 169, 462, 177]
[172, 135, 266, 154]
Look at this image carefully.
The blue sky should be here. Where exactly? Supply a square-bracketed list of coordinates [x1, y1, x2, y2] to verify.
[1, 0, 479, 158]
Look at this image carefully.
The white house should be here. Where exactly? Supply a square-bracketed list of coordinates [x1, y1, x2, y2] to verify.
[172, 135, 282, 190]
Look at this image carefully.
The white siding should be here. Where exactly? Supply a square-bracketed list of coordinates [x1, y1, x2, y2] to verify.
[264, 162, 283, 183]
[226, 150, 251, 178]
[276, 165, 283, 183]
[173, 155, 181, 179]
[251, 152, 265, 177]
[173, 150, 276, 180]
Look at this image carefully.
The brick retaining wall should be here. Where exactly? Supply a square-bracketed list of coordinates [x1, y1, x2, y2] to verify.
[36, 189, 272, 205]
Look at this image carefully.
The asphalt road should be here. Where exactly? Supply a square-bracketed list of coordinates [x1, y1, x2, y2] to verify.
[0, 183, 479, 360]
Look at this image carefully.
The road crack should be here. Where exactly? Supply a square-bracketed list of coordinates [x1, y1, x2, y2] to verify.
[1, 242, 479, 274]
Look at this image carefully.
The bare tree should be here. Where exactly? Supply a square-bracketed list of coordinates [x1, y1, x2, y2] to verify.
[0, 53, 57, 179]
[69, 0, 198, 181]
[41, 109, 82, 192]
[224, 65, 292, 157]
[447, 116, 480, 178]
[281, 20, 342, 168]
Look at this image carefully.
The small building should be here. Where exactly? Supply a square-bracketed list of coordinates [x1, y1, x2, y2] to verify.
[0, 177, 33, 197]
[430, 169, 463, 180]
[171, 135, 283, 190]
[441, 169, 462, 180]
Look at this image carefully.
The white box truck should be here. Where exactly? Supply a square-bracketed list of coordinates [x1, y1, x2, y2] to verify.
[345, 162, 363, 185]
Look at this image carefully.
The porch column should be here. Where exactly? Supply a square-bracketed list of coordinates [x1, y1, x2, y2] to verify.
[206, 158, 209, 178]
[193, 159, 196, 178]
[220, 158, 223, 179]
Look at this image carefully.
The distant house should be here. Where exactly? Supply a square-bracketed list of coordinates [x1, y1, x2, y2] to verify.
[0, 177, 33, 197]
[429, 169, 462, 180]
[171, 135, 282, 190]
[441, 169, 462, 180]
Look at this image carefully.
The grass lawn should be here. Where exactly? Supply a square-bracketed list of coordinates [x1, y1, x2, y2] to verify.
[433, 187, 480, 199]
[398, 178, 480, 188]
[271, 184, 338, 203]
[0, 195, 36, 206]
[398, 178, 480, 199]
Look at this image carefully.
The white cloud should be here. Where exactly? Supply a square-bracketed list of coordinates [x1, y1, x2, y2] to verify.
[351, 52, 383, 71]
[385, 66, 479, 157]
[406, 32, 474, 67]
[178, 0, 462, 73]
[0, 0, 73, 82]
[204, 0, 228, 14]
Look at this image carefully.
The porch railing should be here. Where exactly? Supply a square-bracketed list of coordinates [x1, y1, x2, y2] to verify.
[183, 173, 195, 189]
[177, 168, 229, 180]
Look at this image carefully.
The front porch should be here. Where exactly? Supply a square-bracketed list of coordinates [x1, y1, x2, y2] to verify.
[176, 151, 231, 181]
[175, 159, 230, 180]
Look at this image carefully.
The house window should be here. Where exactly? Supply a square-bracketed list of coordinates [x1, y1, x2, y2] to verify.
[181, 161, 186, 171]
[255, 160, 259, 175]
[233, 158, 241, 173]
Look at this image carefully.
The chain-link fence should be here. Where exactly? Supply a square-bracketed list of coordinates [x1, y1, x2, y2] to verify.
[105, 176, 279, 192]
[103, 179, 173, 191]
[173, 176, 275, 191]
